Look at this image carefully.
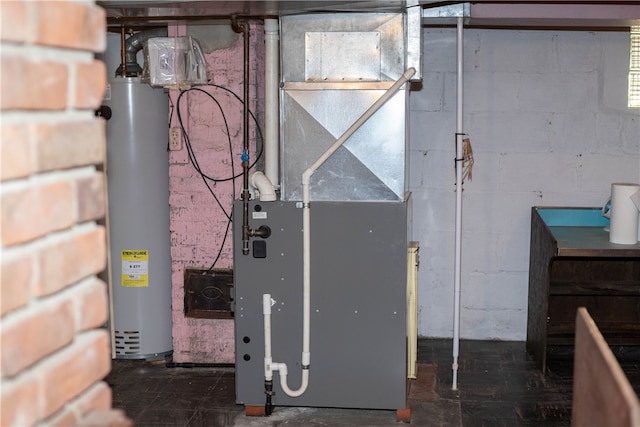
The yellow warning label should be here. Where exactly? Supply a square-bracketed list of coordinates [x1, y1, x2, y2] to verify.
[121, 250, 149, 287]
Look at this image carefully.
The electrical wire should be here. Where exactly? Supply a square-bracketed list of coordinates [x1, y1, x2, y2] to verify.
[208, 215, 233, 271]
[174, 85, 264, 271]
[176, 88, 234, 219]
[176, 87, 264, 183]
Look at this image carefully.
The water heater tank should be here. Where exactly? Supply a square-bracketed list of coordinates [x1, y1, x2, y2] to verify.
[103, 77, 173, 359]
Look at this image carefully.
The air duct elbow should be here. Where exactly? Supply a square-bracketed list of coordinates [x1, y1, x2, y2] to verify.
[250, 171, 277, 202]
[116, 28, 168, 77]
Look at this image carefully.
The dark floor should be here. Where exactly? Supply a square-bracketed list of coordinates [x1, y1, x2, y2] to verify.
[106, 339, 640, 426]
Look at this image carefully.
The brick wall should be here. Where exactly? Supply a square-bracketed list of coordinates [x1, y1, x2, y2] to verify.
[0, 1, 128, 426]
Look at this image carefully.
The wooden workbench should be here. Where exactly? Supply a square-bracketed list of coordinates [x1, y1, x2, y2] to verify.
[526, 207, 640, 372]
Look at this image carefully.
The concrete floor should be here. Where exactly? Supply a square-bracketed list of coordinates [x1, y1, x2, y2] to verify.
[106, 339, 640, 426]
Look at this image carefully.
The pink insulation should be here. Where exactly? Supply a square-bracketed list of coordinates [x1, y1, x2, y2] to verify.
[168, 23, 265, 363]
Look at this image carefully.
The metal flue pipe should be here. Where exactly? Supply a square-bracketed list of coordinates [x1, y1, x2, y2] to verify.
[115, 27, 167, 77]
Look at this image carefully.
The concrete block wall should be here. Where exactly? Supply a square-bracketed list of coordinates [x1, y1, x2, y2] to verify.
[169, 23, 265, 363]
[0, 1, 129, 425]
[409, 29, 640, 340]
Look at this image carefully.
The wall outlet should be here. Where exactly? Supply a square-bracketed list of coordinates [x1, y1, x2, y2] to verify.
[169, 127, 181, 150]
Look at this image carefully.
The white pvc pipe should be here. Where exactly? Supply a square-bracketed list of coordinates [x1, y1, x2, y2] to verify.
[266, 68, 416, 399]
[263, 294, 273, 381]
[273, 363, 309, 398]
[264, 18, 279, 189]
[452, 17, 464, 391]
[250, 171, 277, 202]
[263, 290, 309, 397]
[263, 294, 309, 396]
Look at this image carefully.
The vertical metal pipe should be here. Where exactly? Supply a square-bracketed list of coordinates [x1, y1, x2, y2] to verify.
[452, 16, 464, 391]
[242, 22, 250, 255]
[232, 16, 251, 255]
[242, 21, 249, 172]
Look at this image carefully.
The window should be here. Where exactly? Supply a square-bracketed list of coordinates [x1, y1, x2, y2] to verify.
[629, 26, 640, 108]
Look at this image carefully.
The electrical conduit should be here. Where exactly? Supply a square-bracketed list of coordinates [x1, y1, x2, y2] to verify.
[264, 67, 416, 399]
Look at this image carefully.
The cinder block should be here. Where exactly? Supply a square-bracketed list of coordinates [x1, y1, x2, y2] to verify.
[464, 72, 521, 113]
[472, 30, 556, 74]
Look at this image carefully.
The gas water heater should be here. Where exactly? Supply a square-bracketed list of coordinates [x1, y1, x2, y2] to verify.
[103, 76, 173, 359]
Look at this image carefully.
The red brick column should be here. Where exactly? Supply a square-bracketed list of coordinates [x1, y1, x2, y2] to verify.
[0, 2, 129, 426]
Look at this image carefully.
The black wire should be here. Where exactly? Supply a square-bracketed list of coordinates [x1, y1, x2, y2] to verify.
[207, 84, 265, 177]
[176, 87, 264, 183]
[176, 88, 233, 220]
[207, 216, 232, 272]
[175, 85, 265, 270]
[168, 95, 175, 128]
[176, 88, 232, 268]
[202, 84, 265, 270]
[165, 362, 234, 369]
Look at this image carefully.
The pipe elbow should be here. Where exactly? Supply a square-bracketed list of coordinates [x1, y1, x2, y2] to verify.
[403, 67, 417, 81]
[302, 170, 314, 187]
[279, 369, 309, 398]
[250, 171, 277, 202]
[272, 362, 287, 375]
[119, 28, 168, 77]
